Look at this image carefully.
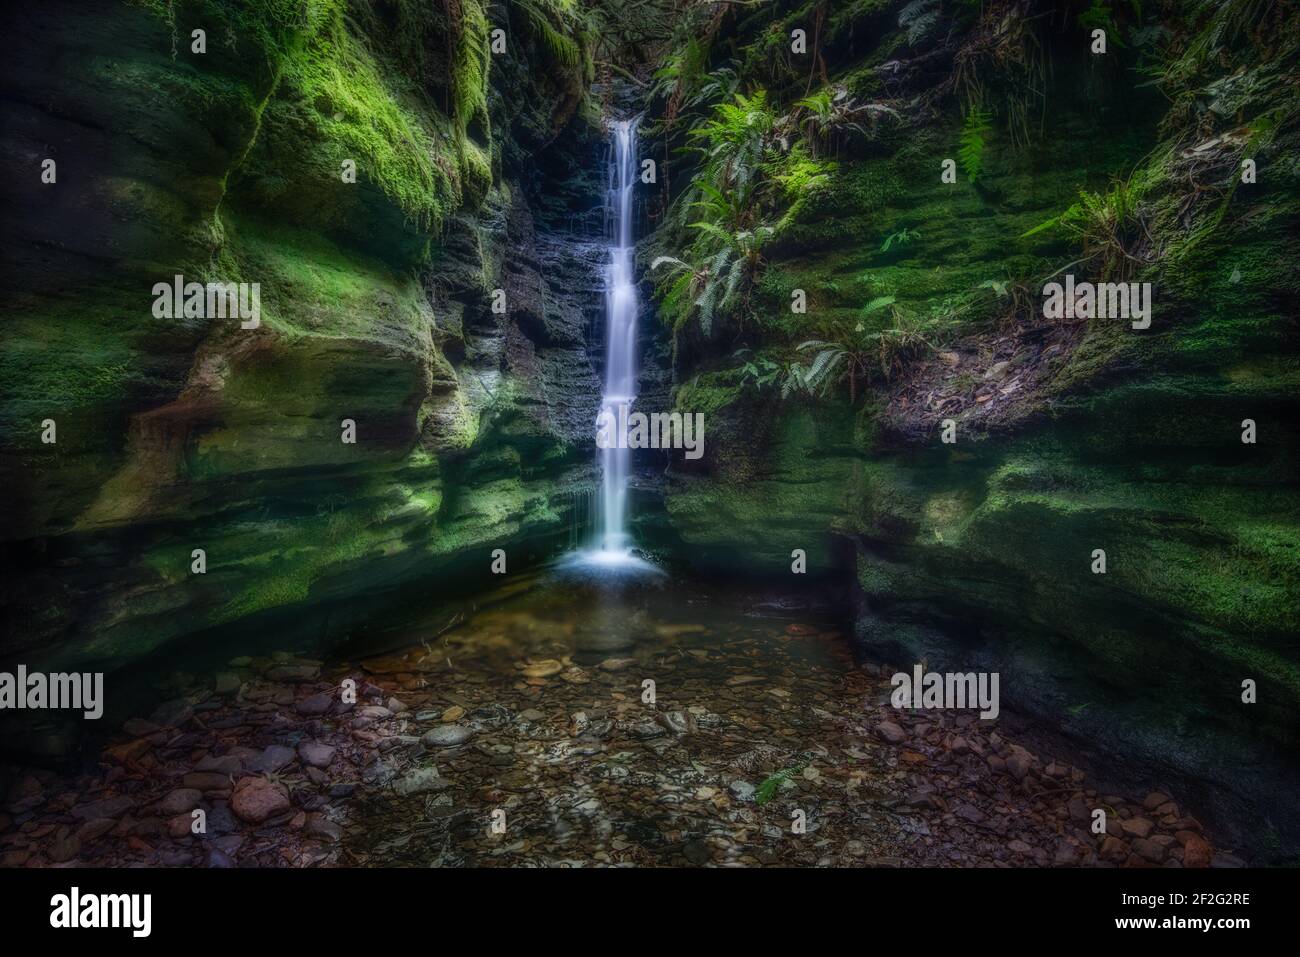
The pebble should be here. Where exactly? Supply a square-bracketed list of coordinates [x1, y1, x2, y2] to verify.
[1182, 833, 1212, 868]
[1121, 817, 1155, 839]
[247, 744, 296, 773]
[47, 831, 81, 863]
[392, 766, 449, 796]
[195, 754, 243, 775]
[876, 721, 907, 744]
[305, 813, 343, 843]
[297, 692, 334, 716]
[266, 663, 320, 683]
[298, 741, 337, 769]
[70, 796, 135, 820]
[230, 777, 290, 824]
[183, 772, 232, 791]
[729, 780, 756, 802]
[421, 725, 473, 748]
[522, 660, 563, 678]
[156, 788, 203, 816]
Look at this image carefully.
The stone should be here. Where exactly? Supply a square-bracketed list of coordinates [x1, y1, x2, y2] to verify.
[683, 840, 710, 865]
[1182, 834, 1212, 868]
[195, 754, 242, 775]
[47, 830, 80, 864]
[1099, 836, 1129, 863]
[75, 818, 118, 844]
[266, 663, 320, 682]
[1067, 796, 1091, 823]
[70, 796, 135, 820]
[155, 788, 203, 816]
[150, 698, 194, 727]
[876, 721, 907, 744]
[297, 692, 334, 716]
[305, 813, 343, 842]
[1005, 751, 1033, 780]
[421, 725, 473, 748]
[183, 772, 232, 791]
[729, 780, 756, 802]
[213, 672, 242, 695]
[598, 658, 636, 672]
[230, 778, 290, 824]
[392, 766, 449, 796]
[1120, 816, 1154, 839]
[521, 660, 563, 678]
[123, 718, 160, 737]
[1131, 838, 1167, 863]
[298, 741, 336, 769]
[1052, 840, 1080, 866]
[1142, 791, 1172, 811]
[247, 744, 296, 773]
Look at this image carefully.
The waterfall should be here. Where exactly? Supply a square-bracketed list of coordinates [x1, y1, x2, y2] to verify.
[560, 117, 661, 578]
[594, 118, 639, 557]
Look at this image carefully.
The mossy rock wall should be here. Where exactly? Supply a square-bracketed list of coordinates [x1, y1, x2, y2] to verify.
[0, 0, 601, 686]
[645, 0, 1300, 856]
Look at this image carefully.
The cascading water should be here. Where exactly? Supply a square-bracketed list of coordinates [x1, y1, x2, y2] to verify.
[596, 117, 639, 557]
[563, 117, 660, 576]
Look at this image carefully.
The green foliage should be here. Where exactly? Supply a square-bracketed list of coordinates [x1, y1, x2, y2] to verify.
[278, 1, 452, 231]
[453, 0, 491, 133]
[1021, 168, 1155, 278]
[791, 294, 944, 401]
[516, 0, 583, 68]
[764, 144, 836, 200]
[792, 86, 898, 157]
[1078, 1, 1125, 48]
[734, 351, 785, 392]
[755, 763, 806, 805]
[880, 228, 921, 253]
[957, 108, 992, 182]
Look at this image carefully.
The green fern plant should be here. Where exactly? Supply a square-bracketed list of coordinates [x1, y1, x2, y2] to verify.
[958, 108, 992, 182]
[880, 228, 921, 253]
[1021, 169, 1154, 278]
[755, 763, 806, 805]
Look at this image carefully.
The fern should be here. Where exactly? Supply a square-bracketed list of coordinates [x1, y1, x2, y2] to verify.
[516, 0, 581, 68]
[880, 229, 919, 253]
[958, 108, 992, 182]
[899, 0, 940, 45]
[755, 763, 806, 805]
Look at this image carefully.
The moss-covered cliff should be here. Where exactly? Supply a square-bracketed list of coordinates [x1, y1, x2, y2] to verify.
[0, 0, 603, 685]
[637, 0, 1299, 856]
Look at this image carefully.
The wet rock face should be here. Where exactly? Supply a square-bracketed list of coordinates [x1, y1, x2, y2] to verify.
[0, 0, 604, 695]
[641, 1, 1300, 857]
